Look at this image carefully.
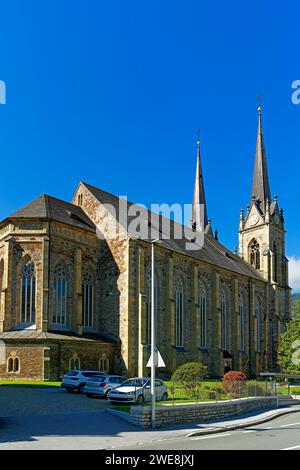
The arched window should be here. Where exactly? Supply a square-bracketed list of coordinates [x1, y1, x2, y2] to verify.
[21, 260, 36, 324]
[7, 357, 14, 373]
[53, 266, 67, 325]
[82, 271, 94, 328]
[238, 295, 245, 352]
[250, 240, 260, 270]
[69, 354, 80, 370]
[273, 242, 278, 283]
[145, 273, 158, 345]
[99, 355, 109, 372]
[220, 290, 227, 350]
[255, 301, 261, 353]
[199, 286, 207, 349]
[7, 356, 20, 373]
[14, 357, 20, 373]
[175, 279, 184, 347]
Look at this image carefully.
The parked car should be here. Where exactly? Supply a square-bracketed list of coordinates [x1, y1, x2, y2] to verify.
[109, 377, 168, 404]
[61, 370, 107, 393]
[85, 375, 127, 398]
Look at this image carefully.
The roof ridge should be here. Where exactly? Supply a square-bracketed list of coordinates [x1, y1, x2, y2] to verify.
[44, 194, 50, 218]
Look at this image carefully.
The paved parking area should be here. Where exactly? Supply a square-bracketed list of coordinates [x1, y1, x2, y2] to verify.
[0, 386, 110, 417]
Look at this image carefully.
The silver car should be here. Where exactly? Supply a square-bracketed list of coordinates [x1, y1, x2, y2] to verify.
[109, 377, 168, 404]
[84, 375, 127, 398]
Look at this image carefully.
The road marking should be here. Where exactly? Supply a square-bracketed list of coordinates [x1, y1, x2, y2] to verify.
[280, 422, 300, 428]
[282, 444, 300, 450]
[191, 433, 232, 441]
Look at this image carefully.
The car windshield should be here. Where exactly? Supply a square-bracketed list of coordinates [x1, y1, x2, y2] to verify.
[82, 372, 105, 377]
[119, 378, 148, 387]
[87, 376, 107, 382]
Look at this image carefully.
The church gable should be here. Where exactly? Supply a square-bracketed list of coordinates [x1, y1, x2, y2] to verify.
[243, 202, 265, 230]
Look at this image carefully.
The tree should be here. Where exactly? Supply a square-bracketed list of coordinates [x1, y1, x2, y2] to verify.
[171, 362, 207, 397]
[278, 300, 300, 374]
[222, 371, 247, 397]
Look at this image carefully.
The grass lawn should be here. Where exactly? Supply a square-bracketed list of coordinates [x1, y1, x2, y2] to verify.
[0, 381, 61, 388]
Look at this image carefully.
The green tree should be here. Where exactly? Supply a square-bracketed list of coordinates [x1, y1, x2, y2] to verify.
[171, 362, 207, 397]
[278, 300, 300, 374]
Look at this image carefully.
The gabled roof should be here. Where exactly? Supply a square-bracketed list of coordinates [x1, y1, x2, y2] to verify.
[82, 182, 265, 282]
[6, 194, 95, 233]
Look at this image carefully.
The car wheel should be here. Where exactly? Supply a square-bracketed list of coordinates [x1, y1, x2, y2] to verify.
[137, 394, 145, 403]
[105, 389, 111, 398]
[161, 392, 168, 402]
[78, 383, 86, 394]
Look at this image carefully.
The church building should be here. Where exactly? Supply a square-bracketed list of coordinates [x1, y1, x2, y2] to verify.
[0, 108, 291, 381]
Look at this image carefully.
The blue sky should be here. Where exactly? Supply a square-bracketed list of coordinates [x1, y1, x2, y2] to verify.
[0, 1, 300, 287]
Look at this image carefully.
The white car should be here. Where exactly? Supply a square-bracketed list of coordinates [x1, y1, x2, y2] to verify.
[61, 370, 107, 393]
[109, 377, 168, 404]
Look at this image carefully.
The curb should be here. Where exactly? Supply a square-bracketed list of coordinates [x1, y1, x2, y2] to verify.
[107, 408, 133, 424]
[185, 405, 300, 437]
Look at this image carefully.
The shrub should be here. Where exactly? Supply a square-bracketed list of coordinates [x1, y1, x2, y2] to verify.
[246, 381, 266, 397]
[171, 362, 207, 397]
[222, 371, 247, 397]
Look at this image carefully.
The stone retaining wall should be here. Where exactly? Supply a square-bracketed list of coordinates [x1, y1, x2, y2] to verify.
[130, 397, 278, 428]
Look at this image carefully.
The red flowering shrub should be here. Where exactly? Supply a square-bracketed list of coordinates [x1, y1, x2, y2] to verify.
[222, 371, 247, 397]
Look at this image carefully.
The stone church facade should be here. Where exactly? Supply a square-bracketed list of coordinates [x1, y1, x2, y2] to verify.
[0, 108, 291, 381]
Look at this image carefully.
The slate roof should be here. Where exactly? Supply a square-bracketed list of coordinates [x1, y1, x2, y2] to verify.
[82, 182, 265, 282]
[6, 194, 96, 233]
[1, 183, 265, 282]
[0, 329, 114, 343]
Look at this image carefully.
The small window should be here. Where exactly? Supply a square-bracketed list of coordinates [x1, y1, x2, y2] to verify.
[69, 355, 80, 370]
[7, 357, 14, 373]
[7, 356, 20, 373]
[99, 355, 109, 372]
[77, 194, 83, 206]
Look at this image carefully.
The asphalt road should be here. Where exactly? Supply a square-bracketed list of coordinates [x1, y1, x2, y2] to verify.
[121, 411, 300, 450]
[0, 387, 300, 450]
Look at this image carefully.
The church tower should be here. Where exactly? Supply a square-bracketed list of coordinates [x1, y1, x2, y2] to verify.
[239, 106, 291, 369]
[239, 106, 288, 287]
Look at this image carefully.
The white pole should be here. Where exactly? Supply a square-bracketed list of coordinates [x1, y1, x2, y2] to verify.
[151, 241, 156, 429]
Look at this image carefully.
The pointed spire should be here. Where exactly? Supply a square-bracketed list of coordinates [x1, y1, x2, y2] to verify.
[251, 106, 271, 213]
[192, 133, 208, 232]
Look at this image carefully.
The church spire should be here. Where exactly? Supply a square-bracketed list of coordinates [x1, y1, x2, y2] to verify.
[251, 106, 271, 213]
[192, 134, 208, 232]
